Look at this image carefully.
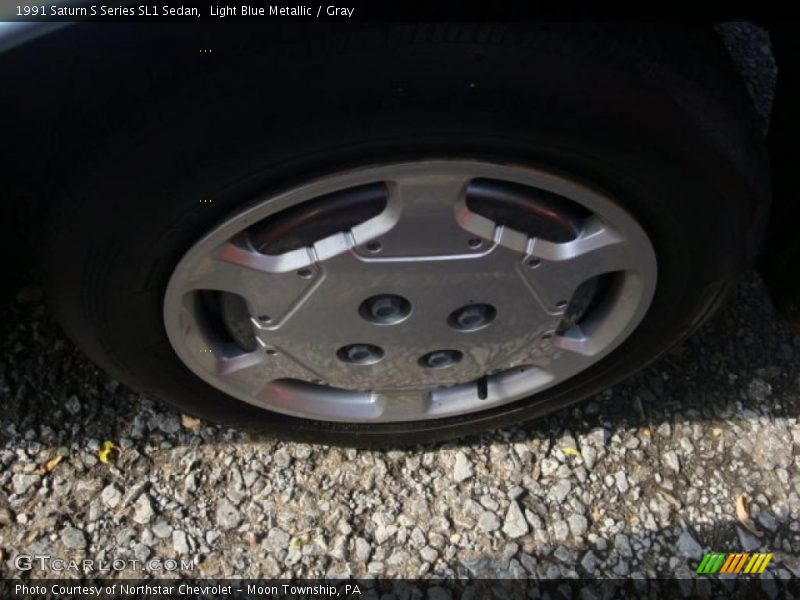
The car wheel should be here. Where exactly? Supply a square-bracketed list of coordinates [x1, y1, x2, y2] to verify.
[41, 24, 768, 445]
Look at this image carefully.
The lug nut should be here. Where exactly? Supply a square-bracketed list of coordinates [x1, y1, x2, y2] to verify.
[337, 343, 384, 365]
[359, 294, 411, 325]
[419, 349, 463, 369]
[448, 303, 497, 332]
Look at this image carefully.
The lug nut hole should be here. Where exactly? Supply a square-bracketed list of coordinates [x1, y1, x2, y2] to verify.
[359, 294, 412, 325]
[526, 257, 542, 268]
[297, 268, 313, 279]
[365, 241, 382, 253]
[448, 303, 497, 332]
[337, 343, 384, 365]
[467, 237, 483, 249]
[419, 349, 463, 369]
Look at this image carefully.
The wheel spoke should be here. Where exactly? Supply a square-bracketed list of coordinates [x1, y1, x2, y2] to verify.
[373, 172, 478, 257]
[519, 218, 633, 313]
[196, 342, 340, 406]
[216, 347, 324, 388]
[181, 241, 324, 325]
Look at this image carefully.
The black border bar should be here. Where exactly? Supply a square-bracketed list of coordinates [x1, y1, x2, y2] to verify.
[2, 0, 800, 22]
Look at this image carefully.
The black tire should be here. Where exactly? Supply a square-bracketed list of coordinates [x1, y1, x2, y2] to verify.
[40, 23, 768, 446]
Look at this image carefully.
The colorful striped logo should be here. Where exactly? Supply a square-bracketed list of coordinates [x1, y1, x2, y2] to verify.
[696, 552, 773, 575]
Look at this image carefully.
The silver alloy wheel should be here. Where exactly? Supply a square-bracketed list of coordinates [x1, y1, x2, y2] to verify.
[163, 160, 657, 423]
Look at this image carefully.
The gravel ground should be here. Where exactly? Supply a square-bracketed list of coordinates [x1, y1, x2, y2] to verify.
[0, 273, 798, 589]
